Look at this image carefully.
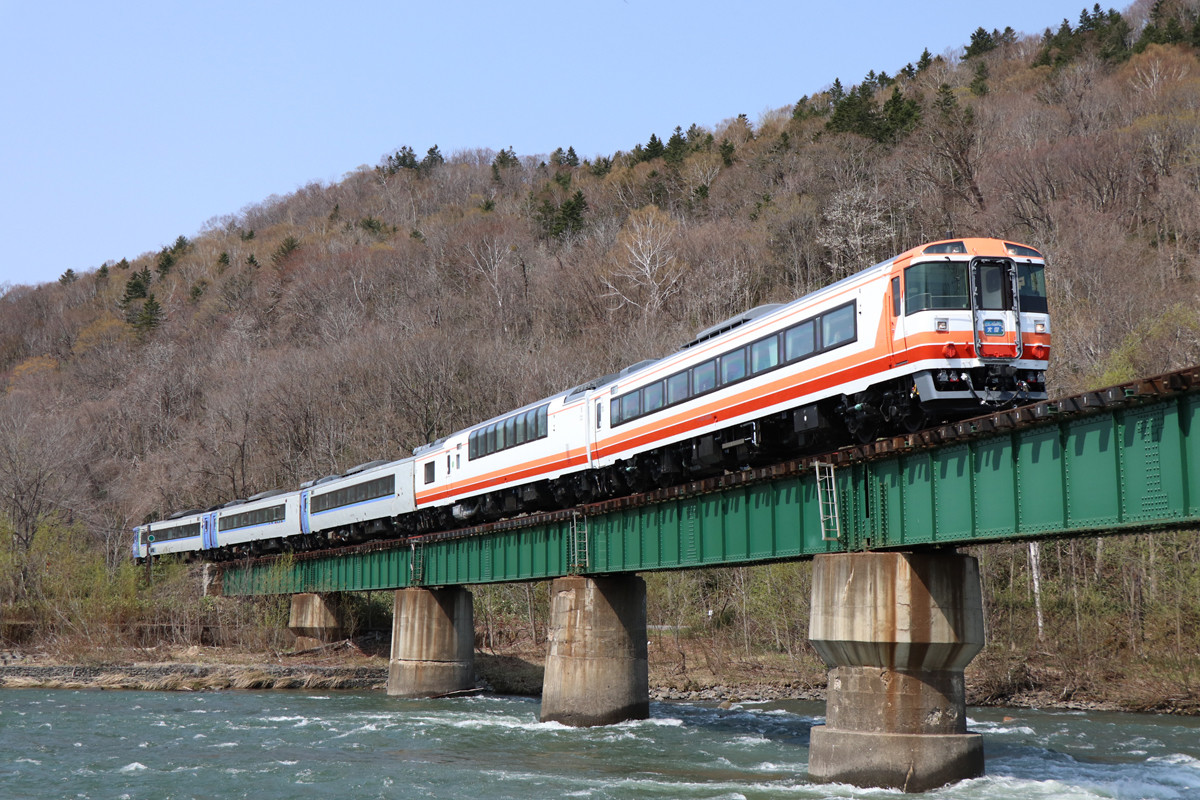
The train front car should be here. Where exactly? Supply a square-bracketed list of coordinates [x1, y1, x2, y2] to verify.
[881, 238, 1049, 430]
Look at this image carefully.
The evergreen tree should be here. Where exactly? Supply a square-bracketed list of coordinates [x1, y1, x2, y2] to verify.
[271, 236, 301, 267]
[379, 146, 418, 175]
[970, 61, 990, 96]
[556, 190, 588, 236]
[420, 145, 444, 174]
[121, 268, 150, 306]
[564, 146, 580, 167]
[664, 126, 688, 165]
[96, 264, 109, 282]
[964, 27, 998, 58]
[588, 156, 613, 177]
[644, 133, 665, 161]
[492, 147, 519, 182]
[134, 293, 163, 335]
[156, 247, 175, 276]
[58, 269, 77, 285]
[718, 139, 735, 167]
[917, 49, 933, 71]
[880, 87, 921, 142]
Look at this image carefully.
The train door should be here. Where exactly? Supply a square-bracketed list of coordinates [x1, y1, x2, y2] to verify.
[887, 276, 910, 366]
[201, 512, 219, 550]
[299, 490, 312, 535]
[969, 258, 1021, 361]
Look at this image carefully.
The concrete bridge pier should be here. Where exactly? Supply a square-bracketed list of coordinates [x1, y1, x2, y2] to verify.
[288, 592, 345, 650]
[540, 575, 649, 726]
[387, 586, 475, 697]
[807, 551, 985, 793]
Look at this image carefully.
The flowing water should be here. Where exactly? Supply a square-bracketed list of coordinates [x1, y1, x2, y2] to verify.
[1, 689, 1198, 799]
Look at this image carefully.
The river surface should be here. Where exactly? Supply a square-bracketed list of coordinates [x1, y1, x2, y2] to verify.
[1, 689, 1198, 799]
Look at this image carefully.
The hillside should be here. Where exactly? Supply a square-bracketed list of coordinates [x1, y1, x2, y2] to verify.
[2, 3, 1200, 710]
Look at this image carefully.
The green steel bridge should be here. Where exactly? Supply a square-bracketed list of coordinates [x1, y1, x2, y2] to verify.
[218, 367, 1200, 597]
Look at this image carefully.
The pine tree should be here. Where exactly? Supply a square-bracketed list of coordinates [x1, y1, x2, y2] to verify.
[420, 145, 444, 175]
[564, 146, 580, 167]
[718, 139, 735, 167]
[664, 127, 688, 165]
[964, 27, 998, 58]
[970, 61, 990, 96]
[58, 269, 77, 285]
[135, 293, 163, 335]
[917, 49, 933, 71]
[644, 134, 665, 161]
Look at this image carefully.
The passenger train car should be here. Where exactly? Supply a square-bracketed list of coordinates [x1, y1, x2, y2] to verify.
[134, 237, 1050, 561]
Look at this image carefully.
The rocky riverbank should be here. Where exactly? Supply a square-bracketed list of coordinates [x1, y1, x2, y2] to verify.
[1, 645, 1195, 716]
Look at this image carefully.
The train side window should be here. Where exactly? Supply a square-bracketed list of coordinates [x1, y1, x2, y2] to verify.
[891, 277, 901, 317]
[822, 303, 856, 348]
[525, 409, 539, 440]
[447, 454, 452, 475]
[721, 347, 747, 385]
[504, 416, 517, 448]
[785, 320, 815, 361]
[486, 423, 497, 455]
[538, 406, 549, 438]
[620, 390, 640, 422]
[692, 359, 717, 395]
[666, 372, 689, 405]
[514, 415, 527, 445]
[609, 397, 622, 426]
[751, 336, 780, 374]
[424, 462, 436, 484]
[642, 381, 665, 414]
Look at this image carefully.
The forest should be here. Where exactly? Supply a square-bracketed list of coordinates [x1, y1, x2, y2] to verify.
[3, 1, 1200, 709]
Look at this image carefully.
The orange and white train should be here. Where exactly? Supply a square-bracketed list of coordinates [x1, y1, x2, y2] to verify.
[134, 238, 1049, 560]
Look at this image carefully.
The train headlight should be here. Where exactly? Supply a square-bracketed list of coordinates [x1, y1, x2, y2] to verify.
[942, 343, 957, 358]
[1035, 321, 1046, 334]
[936, 318, 949, 333]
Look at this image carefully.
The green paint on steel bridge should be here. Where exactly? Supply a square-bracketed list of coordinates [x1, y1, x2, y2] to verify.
[220, 391, 1200, 596]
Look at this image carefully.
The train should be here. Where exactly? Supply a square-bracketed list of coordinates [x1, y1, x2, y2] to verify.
[133, 237, 1050, 561]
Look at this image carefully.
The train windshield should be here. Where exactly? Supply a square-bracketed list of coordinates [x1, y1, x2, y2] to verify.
[1018, 263, 1048, 313]
[904, 261, 970, 314]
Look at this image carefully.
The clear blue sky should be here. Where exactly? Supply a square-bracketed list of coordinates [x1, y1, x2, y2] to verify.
[2, 1, 1099, 289]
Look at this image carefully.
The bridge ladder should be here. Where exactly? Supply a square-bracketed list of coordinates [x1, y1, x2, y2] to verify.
[410, 541, 425, 586]
[816, 462, 841, 542]
[569, 512, 589, 573]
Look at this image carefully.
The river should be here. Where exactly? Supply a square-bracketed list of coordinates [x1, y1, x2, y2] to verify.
[1, 689, 1197, 799]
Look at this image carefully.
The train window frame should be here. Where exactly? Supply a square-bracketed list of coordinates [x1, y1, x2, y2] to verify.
[784, 320, 816, 362]
[620, 390, 641, 422]
[642, 380, 665, 414]
[891, 277, 901, 317]
[424, 461, 436, 484]
[666, 371, 689, 406]
[692, 358, 718, 396]
[750, 335, 779, 375]
[820, 302, 857, 350]
[905, 261, 970, 315]
[720, 347, 747, 386]
[1017, 263, 1048, 314]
